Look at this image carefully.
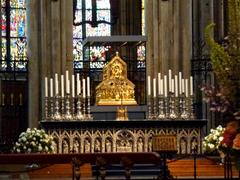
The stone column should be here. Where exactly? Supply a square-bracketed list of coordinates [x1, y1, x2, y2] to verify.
[27, 0, 73, 127]
[146, 0, 192, 77]
[27, 0, 40, 127]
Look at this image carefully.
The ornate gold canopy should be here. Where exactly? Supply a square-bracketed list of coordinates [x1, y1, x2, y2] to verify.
[96, 53, 137, 105]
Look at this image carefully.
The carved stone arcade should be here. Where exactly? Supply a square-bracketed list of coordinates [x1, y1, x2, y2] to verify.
[45, 125, 203, 155]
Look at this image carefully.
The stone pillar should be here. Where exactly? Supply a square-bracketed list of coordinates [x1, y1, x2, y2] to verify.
[146, 0, 192, 78]
[27, 0, 73, 127]
[27, 0, 40, 128]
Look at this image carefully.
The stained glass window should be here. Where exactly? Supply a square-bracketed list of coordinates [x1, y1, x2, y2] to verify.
[1, 0, 27, 71]
[73, 0, 111, 69]
[137, 0, 146, 68]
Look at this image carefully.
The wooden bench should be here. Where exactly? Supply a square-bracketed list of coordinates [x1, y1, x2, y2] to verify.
[0, 152, 161, 180]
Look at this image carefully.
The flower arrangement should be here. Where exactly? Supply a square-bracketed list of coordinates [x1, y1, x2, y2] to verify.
[203, 125, 225, 154]
[13, 128, 55, 153]
[203, 0, 240, 121]
[219, 120, 240, 169]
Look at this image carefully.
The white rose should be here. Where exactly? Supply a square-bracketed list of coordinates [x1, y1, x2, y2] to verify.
[209, 144, 214, 149]
[17, 148, 21, 153]
[219, 136, 224, 141]
[22, 137, 27, 142]
[45, 146, 49, 151]
[27, 148, 31, 152]
[38, 145, 43, 151]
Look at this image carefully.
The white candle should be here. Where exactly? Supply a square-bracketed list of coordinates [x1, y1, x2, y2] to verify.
[66, 79, 70, 94]
[158, 73, 161, 95]
[182, 79, 185, 94]
[147, 76, 151, 96]
[174, 75, 178, 97]
[61, 75, 64, 97]
[168, 69, 172, 92]
[72, 75, 75, 97]
[76, 73, 80, 95]
[171, 79, 174, 93]
[190, 76, 193, 96]
[45, 77, 48, 97]
[164, 75, 167, 97]
[160, 79, 163, 95]
[179, 72, 182, 94]
[185, 79, 188, 97]
[50, 78, 53, 97]
[153, 78, 156, 97]
[87, 76, 90, 97]
[66, 70, 69, 81]
[82, 78, 86, 98]
[55, 73, 58, 95]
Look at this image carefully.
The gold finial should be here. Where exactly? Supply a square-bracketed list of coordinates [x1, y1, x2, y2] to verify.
[116, 51, 119, 56]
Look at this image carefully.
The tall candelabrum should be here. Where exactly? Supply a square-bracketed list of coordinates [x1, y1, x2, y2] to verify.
[43, 94, 93, 121]
[147, 93, 195, 120]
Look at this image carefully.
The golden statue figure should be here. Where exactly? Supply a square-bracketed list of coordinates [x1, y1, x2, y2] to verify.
[96, 52, 137, 105]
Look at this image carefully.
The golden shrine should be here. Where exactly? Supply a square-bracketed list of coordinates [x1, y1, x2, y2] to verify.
[96, 53, 137, 105]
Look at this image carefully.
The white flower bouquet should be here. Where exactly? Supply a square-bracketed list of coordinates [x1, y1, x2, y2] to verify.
[13, 128, 55, 153]
[203, 125, 225, 153]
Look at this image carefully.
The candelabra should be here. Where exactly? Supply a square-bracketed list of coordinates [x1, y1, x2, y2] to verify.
[64, 94, 72, 120]
[158, 95, 165, 119]
[169, 94, 178, 119]
[152, 97, 158, 119]
[86, 96, 93, 120]
[61, 96, 65, 117]
[82, 97, 86, 120]
[53, 95, 62, 120]
[44, 97, 49, 121]
[75, 94, 84, 120]
[50, 97, 54, 120]
[180, 94, 189, 119]
[72, 96, 76, 120]
[189, 95, 195, 119]
[164, 95, 170, 119]
[147, 96, 153, 119]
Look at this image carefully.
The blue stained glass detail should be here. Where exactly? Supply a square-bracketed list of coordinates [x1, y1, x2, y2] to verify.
[10, 9, 26, 37]
[73, 0, 111, 65]
[10, 0, 26, 8]
[76, 0, 82, 9]
[1, 9, 6, 36]
[85, 0, 92, 9]
[97, 10, 111, 21]
[97, 0, 110, 9]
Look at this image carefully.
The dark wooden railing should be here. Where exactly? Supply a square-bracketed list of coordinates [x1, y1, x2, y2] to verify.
[0, 152, 161, 180]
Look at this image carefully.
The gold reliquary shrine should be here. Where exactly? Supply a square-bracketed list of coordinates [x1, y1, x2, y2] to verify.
[96, 53, 137, 106]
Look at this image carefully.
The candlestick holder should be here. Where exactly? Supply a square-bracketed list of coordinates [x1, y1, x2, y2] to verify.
[82, 97, 86, 120]
[71, 96, 76, 119]
[169, 95, 178, 119]
[189, 95, 195, 119]
[50, 96, 54, 120]
[61, 96, 65, 117]
[44, 97, 49, 121]
[86, 96, 93, 120]
[147, 96, 153, 119]
[158, 95, 165, 119]
[164, 95, 170, 119]
[152, 97, 158, 119]
[64, 94, 73, 120]
[75, 94, 84, 120]
[180, 94, 189, 119]
[53, 95, 62, 120]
